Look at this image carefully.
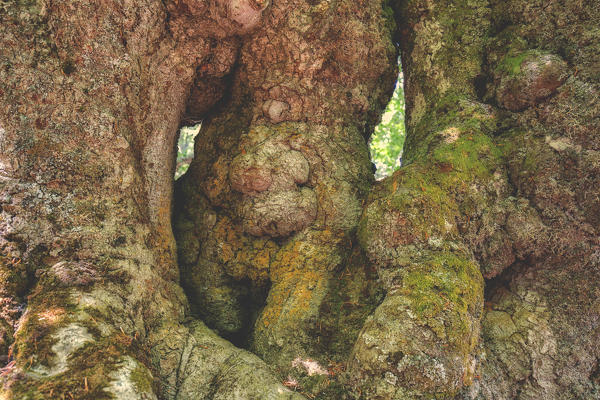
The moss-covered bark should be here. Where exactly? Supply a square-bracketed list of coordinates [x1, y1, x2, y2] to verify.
[463, 1, 600, 398]
[174, 0, 599, 397]
[174, 0, 397, 397]
[1, 0, 599, 399]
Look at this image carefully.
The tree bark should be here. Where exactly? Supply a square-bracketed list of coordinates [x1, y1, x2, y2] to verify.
[0, 1, 303, 399]
[1, 0, 599, 399]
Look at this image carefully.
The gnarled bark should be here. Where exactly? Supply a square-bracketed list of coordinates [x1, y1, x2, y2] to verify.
[0, 1, 301, 399]
[0, 0, 599, 399]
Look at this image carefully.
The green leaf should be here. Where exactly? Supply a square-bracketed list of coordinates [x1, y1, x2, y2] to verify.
[370, 67, 405, 179]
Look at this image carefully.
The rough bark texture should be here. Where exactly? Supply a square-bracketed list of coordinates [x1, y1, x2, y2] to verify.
[1, 0, 599, 399]
[0, 1, 302, 399]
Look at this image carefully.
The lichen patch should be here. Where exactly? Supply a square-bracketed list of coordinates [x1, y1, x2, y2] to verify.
[103, 356, 157, 400]
[291, 357, 329, 376]
[30, 324, 94, 377]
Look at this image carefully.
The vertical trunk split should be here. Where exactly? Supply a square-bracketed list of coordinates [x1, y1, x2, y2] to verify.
[174, 0, 397, 396]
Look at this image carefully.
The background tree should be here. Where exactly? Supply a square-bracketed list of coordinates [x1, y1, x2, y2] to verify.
[369, 68, 406, 180]
[1, 1, 599, 400]
[175, 125, 201, 180]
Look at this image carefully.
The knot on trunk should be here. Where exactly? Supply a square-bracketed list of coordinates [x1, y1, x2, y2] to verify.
[46, 261, 98, 287]
[262, 99, 291, 123]
[495, 52, 568, 112]
[170, 0, 270, 38]
[229, 135, 316, 237]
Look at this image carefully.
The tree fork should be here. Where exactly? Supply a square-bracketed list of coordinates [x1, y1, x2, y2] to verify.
[0, 0, 599, 399]
[174, 0, 397, 396]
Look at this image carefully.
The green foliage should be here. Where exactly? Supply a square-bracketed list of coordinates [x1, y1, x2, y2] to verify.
[174, 70, 405, 181]
[175, 124, 200, 180]
[370, 68, 406, 179]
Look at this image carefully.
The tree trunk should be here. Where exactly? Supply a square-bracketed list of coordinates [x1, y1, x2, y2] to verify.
[1, 1, 599, 400]
[0, 1, 303, 399]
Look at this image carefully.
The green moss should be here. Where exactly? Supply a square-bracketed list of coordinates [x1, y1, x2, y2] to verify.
[400, 251, 483, 351]
[495, 49, 556, 79]
[9, 326, 152, 399]
[391, 180, 454, 238]
[312, 380, 351, 400]
[14, 286, 73, 368]
[404, 92, 500, 164]
[298, 374, 331, 396]
[363, 93, 504, 245]
[5, 0, 43, 15]
[6, 256, 150, 398]
[431, 132, 501, 181]
[497, 52, 530, 75]
[129, 363, 154, 394]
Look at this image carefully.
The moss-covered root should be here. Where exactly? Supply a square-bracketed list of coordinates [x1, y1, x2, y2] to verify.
[0, 250, 28, 358]
[2, 260, 305, 400]
[348, 252, 483, 399]
[351, 114, 499, 396]
[155, 320, 306, 400]
[5, 338, 156, 400]
[251, 231, 345, 374]
[1, 265, 158, 400]
[344, 1, 497, 396]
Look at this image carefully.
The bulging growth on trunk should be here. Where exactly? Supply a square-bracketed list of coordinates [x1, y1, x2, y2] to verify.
[0, 0, 598, 399]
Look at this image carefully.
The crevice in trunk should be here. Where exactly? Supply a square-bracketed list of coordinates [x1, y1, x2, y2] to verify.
[369, 57, 406, 180]
[222, 278, 271, 349]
